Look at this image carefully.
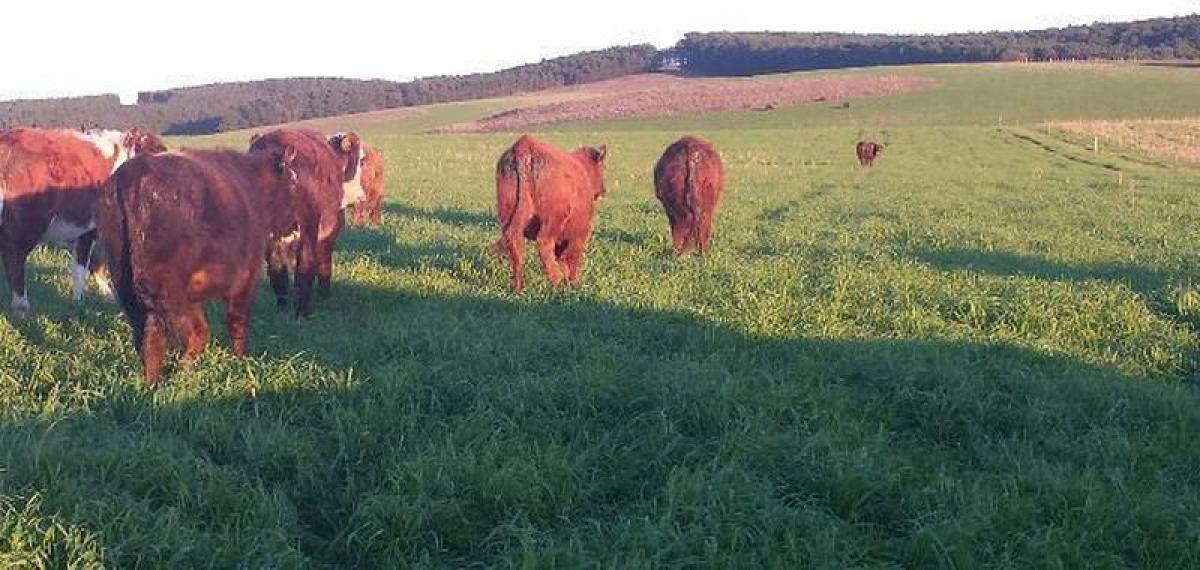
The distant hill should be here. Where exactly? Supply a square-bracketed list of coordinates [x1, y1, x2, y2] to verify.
[5, 15, 1200, 136]
[0, 45, 659, 135]
[673, 15, 1200, 76]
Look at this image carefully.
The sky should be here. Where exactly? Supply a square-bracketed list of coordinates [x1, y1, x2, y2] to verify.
[3, 0, 1195, 103]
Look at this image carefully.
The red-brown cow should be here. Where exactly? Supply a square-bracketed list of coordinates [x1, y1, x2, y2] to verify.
[96, 147, 298, 386]
[856, 140, 884, 166]
[653, 136, 724, 254]
[0, 127, 165, 317]
[495, 135, 607, 293]
[327, 134, 385, 226]
[356, 145, 386, 226]
[250, 129, 362, 316]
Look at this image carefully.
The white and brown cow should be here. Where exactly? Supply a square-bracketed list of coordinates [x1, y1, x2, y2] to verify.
[327, 133, 385, 226]
[0, 126, 166, 316]
[327, 132, 366, 209]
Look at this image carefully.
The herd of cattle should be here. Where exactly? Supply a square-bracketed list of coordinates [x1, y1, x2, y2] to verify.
[0, 124, 883, 386]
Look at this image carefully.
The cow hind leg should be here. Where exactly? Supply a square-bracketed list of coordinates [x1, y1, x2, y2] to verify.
[1, 238, 35, 317]
[224, 272, 259, 357]
[558, 239, 588, 285]
[535, 237, 565, 287]
[670, 218, 692, 255]
[293, 232, 318, 317]
[266, 240, 292, 311]
[176, 304, 210, 367]
[694, 211, 715, 254]
[69, 234, 97, 302]
[502, 236, 525, 294]
[369, 199, 382, 226]
[533, 215, 568, 287]
[140, 312, 169, 388]
[316, 237, 336, 300]
[697, 213, 715, 254]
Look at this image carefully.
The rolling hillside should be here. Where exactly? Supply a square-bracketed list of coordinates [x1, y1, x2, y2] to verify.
[6, 62, 1200, 566]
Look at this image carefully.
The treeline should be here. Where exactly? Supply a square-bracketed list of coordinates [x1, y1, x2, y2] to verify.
[7, 15, 1200, 135]
[674, 15, 1200, 75]
[0, 45, 658, 135]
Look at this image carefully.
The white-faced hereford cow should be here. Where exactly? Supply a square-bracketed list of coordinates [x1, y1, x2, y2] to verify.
[97, 147, 299, 386]
[250, 128, 362, 316]
[0, 127, 166, 316]
[328, 133, 385, 226]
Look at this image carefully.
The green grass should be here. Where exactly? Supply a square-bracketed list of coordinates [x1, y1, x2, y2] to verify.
[6, 64, 1200, 567]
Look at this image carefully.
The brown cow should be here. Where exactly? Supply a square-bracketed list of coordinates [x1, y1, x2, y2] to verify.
[653, 136, 724, 254]
[327, 134, 385, 226]
[250, 129, 361, 316]
[495, 135, 607, 293]
[356, 145, 385, 226]
[0, 127, 165, 317]
[122, 128, 168, 157]
[856, 140, 884, 166]
[96, 147, 299, 386]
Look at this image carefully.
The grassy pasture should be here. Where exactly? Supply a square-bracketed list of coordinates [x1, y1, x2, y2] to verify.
[6, 64, 1200, 567]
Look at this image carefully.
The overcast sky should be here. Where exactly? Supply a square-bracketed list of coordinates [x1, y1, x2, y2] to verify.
[3, 0, 1194, 103]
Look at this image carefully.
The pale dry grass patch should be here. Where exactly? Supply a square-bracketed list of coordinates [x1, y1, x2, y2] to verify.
[1052, 118, 1200, 163]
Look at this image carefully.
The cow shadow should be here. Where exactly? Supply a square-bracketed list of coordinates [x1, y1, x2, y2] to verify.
[383, 203, 494, 229]
[5, 279, 1200, 567]
[911, 247, 1166, 289]
[906, 246, 1198, 329]
[334, 227, 489, 277]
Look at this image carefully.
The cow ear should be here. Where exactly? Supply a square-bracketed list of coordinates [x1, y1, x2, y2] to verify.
[340, 135, 353, 153]
[594, 145, 607, 164]
[283, 145, 297, 164]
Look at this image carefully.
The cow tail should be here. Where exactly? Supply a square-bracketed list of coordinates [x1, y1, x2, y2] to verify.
[106, 175, 148, 352]
[684, 145, 703, 249]
[502, 145, 534, 245]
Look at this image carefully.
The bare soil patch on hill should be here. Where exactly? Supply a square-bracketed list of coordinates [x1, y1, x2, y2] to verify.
[434, 73, 937, 133]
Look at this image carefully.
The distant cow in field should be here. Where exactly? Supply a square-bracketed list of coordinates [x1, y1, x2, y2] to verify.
[654, 136, 724, 254]
[494, 135, 607, 293]
[0, 127, 165, 317]
[355, 145, 386, 225]
[328, 134, 385, 226]
[251, 128, 362, 316]
[97, 147, 299, 386]
[856, 140, 884, 166]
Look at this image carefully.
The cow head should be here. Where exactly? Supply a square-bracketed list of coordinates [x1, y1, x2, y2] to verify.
[272, 145, 299, 186]
[329, 132, 364, 182]
[329, 132, 366, 209]
[122, 128, 167, 158]
[582, 144, 607, 200]
[74, 129, 130, 172]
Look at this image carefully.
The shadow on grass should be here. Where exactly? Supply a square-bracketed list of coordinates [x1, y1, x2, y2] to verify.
[4, 283, 1200, 567]
[384, 203, 494, 229]
[911, 247, 1165, 289]
[1005, 129, 1123, 172]
[907, 246, 1200, 330]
